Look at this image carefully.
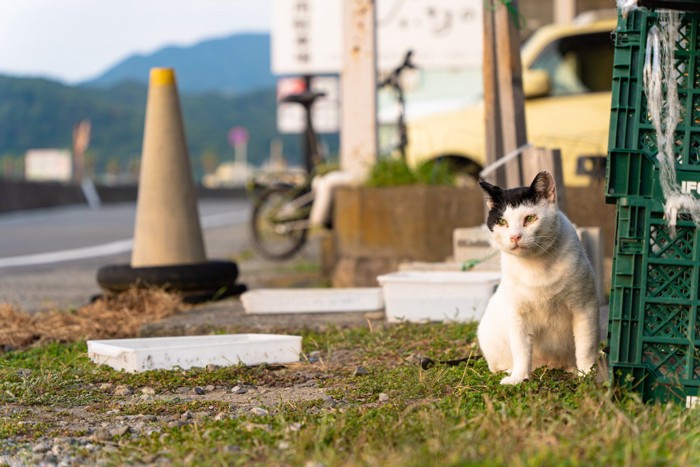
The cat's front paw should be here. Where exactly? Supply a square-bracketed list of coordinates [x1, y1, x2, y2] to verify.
[500, 374, 528, 385]
[576, 360, 595, 376]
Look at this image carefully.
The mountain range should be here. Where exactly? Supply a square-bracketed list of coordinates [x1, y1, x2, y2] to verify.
[0, 32, 338, 180]
[83, 33, 276, 96]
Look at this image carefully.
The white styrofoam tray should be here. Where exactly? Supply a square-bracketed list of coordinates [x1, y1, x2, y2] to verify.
[377, 271, 501, 323]
[87, 334, 302, 373]
[241, 288, 384, 314]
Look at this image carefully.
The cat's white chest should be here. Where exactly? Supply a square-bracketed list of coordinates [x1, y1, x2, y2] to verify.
[501, 254, 570, 298]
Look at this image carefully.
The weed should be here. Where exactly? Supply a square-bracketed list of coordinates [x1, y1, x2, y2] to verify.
[364, 158, 456, 188]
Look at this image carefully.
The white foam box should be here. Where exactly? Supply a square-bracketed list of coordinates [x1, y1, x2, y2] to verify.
[377, 271, 501, 323]
[241, 288, 383, 314]
[87, 334, 302, 373]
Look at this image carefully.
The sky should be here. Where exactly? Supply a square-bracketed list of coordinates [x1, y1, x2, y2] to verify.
[0, 0, 271, 84]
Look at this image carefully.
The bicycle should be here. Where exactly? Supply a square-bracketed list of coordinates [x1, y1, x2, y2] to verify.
[378, 50, 417, 161]
[249, 52, 419, 260]
[248, 89, 326, 260]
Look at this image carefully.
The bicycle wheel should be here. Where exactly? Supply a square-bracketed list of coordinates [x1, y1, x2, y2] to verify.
[249, 185, 309, 260]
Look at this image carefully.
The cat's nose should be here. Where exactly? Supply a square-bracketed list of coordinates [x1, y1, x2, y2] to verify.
[510, 234, 522, 244]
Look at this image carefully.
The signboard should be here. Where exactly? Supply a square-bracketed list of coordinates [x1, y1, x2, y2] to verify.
[276, 76, 340, 134]
[271, 0, 342, 75]
[24, 149, 72, 182]
[377, 0, 483, 70]
[271, 0, 483, 74]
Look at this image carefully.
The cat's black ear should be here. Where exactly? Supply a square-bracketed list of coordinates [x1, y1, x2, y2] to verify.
[478, 179, 502, 209]
[530, 171, 556, 204]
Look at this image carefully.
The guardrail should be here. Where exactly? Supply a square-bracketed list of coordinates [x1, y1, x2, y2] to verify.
[0, 179, 247, 213]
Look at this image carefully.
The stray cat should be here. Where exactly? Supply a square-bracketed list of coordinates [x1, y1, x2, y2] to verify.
[477, 171, 599, 385]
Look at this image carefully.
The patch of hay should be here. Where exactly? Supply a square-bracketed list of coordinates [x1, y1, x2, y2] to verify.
[0, 287, 186, 351]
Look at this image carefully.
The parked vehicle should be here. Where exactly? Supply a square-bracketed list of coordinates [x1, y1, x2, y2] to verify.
[406, 13, 617, 187]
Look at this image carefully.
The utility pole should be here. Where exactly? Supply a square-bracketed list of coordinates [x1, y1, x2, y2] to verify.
[482, 0, 527, 188]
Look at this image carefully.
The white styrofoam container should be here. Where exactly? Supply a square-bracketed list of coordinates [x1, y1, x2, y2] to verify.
[87, 334, 302, 373]
[241, 288, 383, 314]
[377, 271, 501, 323]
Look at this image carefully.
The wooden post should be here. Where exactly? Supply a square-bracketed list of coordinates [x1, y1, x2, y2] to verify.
[521, 146, 567, 212]
[554, 0, 577, 24]
[494, 0, 527, 188]
[482, 4, 505, 187]
[482, 0, 527, 189]
[340, 0, 378, 179]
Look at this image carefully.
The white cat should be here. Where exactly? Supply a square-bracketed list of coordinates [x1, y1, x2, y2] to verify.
[477, 171, 599, 385]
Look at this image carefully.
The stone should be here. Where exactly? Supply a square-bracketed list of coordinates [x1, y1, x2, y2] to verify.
[31, 441, 51, 453]
[113, 385, 133, 396]
[353, 366, 370, 376]
[308, 351, 322, 363]
[193, 411, 211, 420]
[193, 387, 205, 395]
[250, 407, 269, 416]
[323, 396, 338, 408]
[109, 426, 131, 437]
[91, 429, 111, 442]
[296, 380, 317, 388]
[378, 393, 390, 402]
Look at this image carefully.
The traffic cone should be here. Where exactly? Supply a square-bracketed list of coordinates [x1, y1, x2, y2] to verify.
[96, 68, 243, 300]
[131, 68, 206, 267]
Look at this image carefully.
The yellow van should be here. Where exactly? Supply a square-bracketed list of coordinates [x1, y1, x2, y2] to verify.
[407, 14, 617, 187]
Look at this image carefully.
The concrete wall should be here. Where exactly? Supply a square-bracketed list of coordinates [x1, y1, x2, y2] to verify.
[0, 179, 246, 213]
[330, 183, 616, 287]
[0, 179, 86, 213]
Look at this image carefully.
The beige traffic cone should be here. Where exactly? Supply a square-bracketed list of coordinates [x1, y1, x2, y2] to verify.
[131, 68, 206, 267]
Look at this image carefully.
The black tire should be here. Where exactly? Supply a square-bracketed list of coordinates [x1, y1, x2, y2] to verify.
[97, 260, 239, 293]
[249, 185, 309, 260]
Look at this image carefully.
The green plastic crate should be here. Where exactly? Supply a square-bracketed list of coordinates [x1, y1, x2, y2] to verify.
[608, 198, 700, 404]
[606, 9, 700, 201]
[606, 7, 700, 405]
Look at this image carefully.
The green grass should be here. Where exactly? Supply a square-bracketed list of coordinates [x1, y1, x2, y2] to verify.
[1, 322, 699, 466]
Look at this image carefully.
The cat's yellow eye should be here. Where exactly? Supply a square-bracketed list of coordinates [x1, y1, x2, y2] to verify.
[524, 214, 538, 225]
[497, 218, 508, 227]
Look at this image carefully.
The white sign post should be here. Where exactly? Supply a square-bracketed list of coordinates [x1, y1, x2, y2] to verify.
[340, 0, 378, 176]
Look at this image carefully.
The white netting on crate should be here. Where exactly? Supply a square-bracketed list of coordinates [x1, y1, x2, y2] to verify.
[617, 0, 638, 18]
[643, 10, 700, 235]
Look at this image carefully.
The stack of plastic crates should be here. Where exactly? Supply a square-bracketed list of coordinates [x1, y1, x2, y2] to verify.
[606, 6, 700, 405]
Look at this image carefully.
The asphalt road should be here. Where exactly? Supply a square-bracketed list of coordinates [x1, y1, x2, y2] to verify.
[0, 199, 252, 311]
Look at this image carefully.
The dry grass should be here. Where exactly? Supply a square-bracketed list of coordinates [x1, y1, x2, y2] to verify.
[0, 287, 185, 350]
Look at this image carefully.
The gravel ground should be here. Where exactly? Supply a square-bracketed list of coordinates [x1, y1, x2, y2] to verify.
[0, 347, 377, 466]
[1, 379, 327, 466]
